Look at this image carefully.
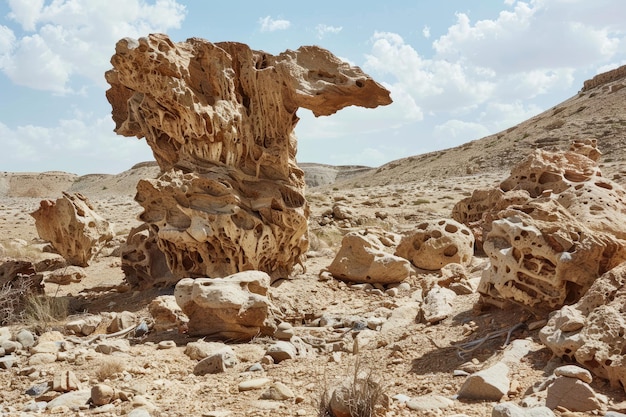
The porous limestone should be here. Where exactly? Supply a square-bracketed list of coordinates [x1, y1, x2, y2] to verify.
[30, 192, 114, 267]
[395, 218, 474, 271]
[106, 34, 391, 284]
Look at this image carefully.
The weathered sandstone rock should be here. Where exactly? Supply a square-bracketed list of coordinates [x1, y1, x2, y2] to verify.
[539, 262, 626, 392]
[479, 199, 626, 310]
[30, 192, 114, 266]
[121, 224, 175, 289]
[106, 34, 391, 283]
[328, 231, 412, 284]
[395, 218, 474, 270]
[174, 271, 275, 340]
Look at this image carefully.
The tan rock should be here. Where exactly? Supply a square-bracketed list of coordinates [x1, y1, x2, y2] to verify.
[328, 232, 412, 284]
[540, 262, 626, 392]
[106, 34, 391, 284]
[148, 295, 188, 332]
[91, 383, 116, 406]
[479, 199, 626, 310]
[45, 265, 86, 285]
[545, 376, 603, 412]
[30, 192, 114, 266]
[395, 218, 474, 270]
[174, 271, 274, 340]
[121, 223, 176, 289]
[52, 370, 81, 392]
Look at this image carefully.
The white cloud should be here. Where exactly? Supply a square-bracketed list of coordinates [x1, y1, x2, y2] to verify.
[259, 16, 291, 32]
[0, 0, 186, 93]
[433, 119, 491, 148]
[0, 25, 16, 58]
[433, 1, 622, 73]
[422, 25, 430, 39]
[1, 114, 154, 174]
[316, 24, 342, 39]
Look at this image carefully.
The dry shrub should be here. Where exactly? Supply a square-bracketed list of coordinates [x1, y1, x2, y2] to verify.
[22, 294, 69, 333]
[319, 358, 387, 417]
[0, 277, 35, 325]
[96, 357, 125, 381]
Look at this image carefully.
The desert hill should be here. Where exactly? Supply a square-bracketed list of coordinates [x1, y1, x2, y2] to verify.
[333, 64, 626, 189]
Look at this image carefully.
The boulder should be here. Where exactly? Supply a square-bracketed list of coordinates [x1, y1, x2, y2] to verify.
[457, 362, 510, 401]
[395, 218, 474, 270]
[106, 34, 391, 283]
[539, 262, 626, 392]
[328, 232, 412, 284]
[148, 295, 188, 332]
[478, 199, 626, 310]
[174, 271, 275, 340]
[30, 192, 114, 266]
[121, 224, 175, 289]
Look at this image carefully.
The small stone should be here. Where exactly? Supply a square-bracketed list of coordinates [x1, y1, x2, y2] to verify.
[95, 339, 130, 354]
[193, 348, 238, 375]
[260, 355, 274, 365]
[0, 327, 11, 343]
[1, 340, 21, 353]
[66, 315, 102, 336]
[407, 394, 454, 411]
[238, 378, 271, 391]
[260, 382, 295, 400]
[26, 382, 51, 397]
[546, 376, 602, 412]
[422, 286, 456, 324]
[553, 365, 593, 384]
[91, 383, 116, 406]
[157, 340, 176, 349]
[492, 402, 556, 417]
[16, 329, 35, 348]
[46, 389, 92, 410]
[184, 340, 229, 360]
[266, 341, 297, 363]
[28, 353, 57, 365]
[247, 363, 263, 372]
[391, 394, 411, 403]
[107, 311, 136, 333]
[134, 321, 150, 337]
[52, 370, 81, 392]
[0, 355, 17, 369]
[30, 341, 61, 355]
[128, 408, 152, 417]
[385, 287, 399, 297]
[457, 362, 510, 401]
[274, 322, 294, 340]
[453, 369, 470, 377]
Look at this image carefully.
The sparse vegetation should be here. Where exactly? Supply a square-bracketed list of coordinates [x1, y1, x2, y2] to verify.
[96, 357, 126, 381]
[545, 119, 566, 130]
[22, 294, 69, 333]
[318, 358, 386, 417]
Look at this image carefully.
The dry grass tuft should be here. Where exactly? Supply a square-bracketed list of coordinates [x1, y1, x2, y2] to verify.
[318, 358, 387, 417]
[0, 277, 35, 325]
[22, 294, 69, 333]
[96, 357, 126, 381]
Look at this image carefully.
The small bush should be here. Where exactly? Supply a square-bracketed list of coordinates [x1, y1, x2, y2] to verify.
[96, 357, 125, 381]
[22, 294, 69, 333]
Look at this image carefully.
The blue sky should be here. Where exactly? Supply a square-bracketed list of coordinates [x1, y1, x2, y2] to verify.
[1, 0, 625, 174]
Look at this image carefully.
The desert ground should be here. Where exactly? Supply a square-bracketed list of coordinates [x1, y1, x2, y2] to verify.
[2, 64, 626, 417]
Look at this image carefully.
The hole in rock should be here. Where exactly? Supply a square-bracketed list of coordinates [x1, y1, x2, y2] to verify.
[431, 230, 442, 239]
[595, 181, 613, 190]
[443, 246, 458, 257]
[444, 223, 458, 233]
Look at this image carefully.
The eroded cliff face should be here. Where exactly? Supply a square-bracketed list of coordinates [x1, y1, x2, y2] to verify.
[106, 34, 391, 283]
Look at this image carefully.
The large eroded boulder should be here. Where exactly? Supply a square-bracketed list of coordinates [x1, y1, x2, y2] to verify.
[478, 199, 626, 310]
[30, 192, 114, 266]
[395, 218, 474, 271]
[327, 231, 412, 284]
[106, 34, 391, 284]
[539, 262, 626, 392]
[174, 271, 274, 340]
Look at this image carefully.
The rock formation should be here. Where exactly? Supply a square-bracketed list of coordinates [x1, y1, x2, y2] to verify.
[174, 271, 275, 340]
[121, 224, 175, 289]
[452, 140, 626, 310]
[539, 262, 626, 393]
[327, 231, 412, 284]
[106, 33, 391, 283]
[30, 192, 114, 267]
[395, 219, 474, 271]
[478, 199, 626, 310]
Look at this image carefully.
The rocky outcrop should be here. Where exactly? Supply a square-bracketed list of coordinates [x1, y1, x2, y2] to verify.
[174, 271, 275, 340]
[327, 231, 412, 284]
[582, 64, 626, 92]
[30, 192, 114, 267]
[395, 219, 474, 271]
[478, 199, 626, 310]
[106, 34, 391, 284]
[466, 140, 626, 310]
[121, 224, 175, 289]
[539, 262, 626, 392]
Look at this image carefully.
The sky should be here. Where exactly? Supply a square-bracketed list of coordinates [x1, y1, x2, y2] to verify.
[1, 1, 625, 175]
